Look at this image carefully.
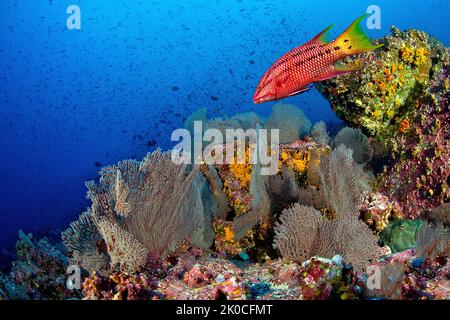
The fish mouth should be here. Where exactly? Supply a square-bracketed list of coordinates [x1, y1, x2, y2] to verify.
[253, 97, 263, 104]
[253, 91, 270, 104]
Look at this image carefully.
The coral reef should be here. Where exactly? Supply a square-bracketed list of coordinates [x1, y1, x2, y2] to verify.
[4, 24, 450, 301]
[317, 27, 450, 218]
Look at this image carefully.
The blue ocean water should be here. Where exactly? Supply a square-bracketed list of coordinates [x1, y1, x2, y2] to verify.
[0, 0, 449, 261]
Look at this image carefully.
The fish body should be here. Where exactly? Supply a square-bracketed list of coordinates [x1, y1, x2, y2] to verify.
[379, 219, 424, 253]
[253, 15, 383, 104]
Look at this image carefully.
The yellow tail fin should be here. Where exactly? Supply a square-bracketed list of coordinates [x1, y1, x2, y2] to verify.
[335, 14, 384, 55]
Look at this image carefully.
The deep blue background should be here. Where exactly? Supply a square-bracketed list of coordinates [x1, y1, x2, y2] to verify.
[0, 0, 449, 260]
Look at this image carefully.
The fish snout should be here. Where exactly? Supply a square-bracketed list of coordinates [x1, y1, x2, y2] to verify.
[253, 81, 275, 104]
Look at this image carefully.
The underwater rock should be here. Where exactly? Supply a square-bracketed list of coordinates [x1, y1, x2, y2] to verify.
[82, 271, 161, 300]
[264, 103, 311, 144]
[317, 27, 450, 218]
[317, 27, 446, 143]
[158, 256, 249, 300]
[365, 249, 449, 300]
[403, 256, 450, 300]
[360, 192, 403, 234]
[0, 231, 77, 300]
[364, 261, 408, 300]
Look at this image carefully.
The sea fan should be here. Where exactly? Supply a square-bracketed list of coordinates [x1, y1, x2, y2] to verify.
[273, 145, 381, 272]
[333, 127, 373, 165]
[310, 121, 330, 145]
[273, 204, 322, 262]
[317, 144, 371, 219]
[415, 222, 450, 260]
[61, 209, 110, 275]
[75, 149, 226, 272]
[273, 203, 382, 272]
[264, 103, 311, 144]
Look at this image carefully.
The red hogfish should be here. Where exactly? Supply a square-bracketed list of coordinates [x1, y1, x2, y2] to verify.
[253, 15, 383, 104]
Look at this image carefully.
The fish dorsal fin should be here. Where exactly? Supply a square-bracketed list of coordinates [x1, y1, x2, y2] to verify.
[304, 24, 335, 47]
[287, 86, 311, 97]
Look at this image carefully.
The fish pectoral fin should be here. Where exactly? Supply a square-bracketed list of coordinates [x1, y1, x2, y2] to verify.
[314, 63, 360, 82]
[287, 86, 311, 97]
[334, 62, 361, 73]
